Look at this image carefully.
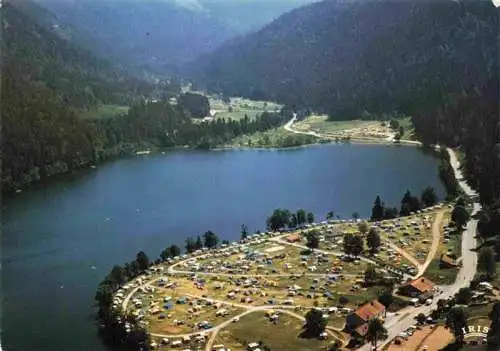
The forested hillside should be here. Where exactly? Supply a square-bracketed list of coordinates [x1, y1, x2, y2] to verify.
[3, 1, 152, 107]
[198, 0, 497, 120]
[1, 1, 293, 192]
[198, 0, 500, 261]
[414, 78, 500, 250]
[33, 0, 316, 73]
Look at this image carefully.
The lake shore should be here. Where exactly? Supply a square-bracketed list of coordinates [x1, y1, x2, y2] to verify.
[4, 124, 422, 195]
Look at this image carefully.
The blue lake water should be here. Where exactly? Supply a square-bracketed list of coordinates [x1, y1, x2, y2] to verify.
[1, 143, 445, 350]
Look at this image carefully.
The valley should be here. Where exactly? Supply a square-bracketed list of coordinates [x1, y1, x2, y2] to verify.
[2, 0, 499, 351]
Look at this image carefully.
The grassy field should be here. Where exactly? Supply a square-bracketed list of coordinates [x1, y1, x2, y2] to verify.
[422, 210, 460, 284]
[423, 259, 458, 285]
[378, 213, 437, 264]
[209, 96, 282, 121]
[214, 311, 332, 351]
[294, 115, 377, 134]
[78, 104, 129, 119]
[396, 117, 416, 140]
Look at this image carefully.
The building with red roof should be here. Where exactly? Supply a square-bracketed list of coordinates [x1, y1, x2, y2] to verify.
[398, 277, 435, 298]
[345, 299, 386, 336]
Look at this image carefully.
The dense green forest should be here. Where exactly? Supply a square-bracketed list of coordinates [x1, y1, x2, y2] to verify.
[1, 1, 293, 193]
[197, 0, 497, 120]
[1, 1, 148, 192]
[413, 78, 500, 253]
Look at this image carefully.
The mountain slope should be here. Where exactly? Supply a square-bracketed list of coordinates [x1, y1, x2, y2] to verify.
[1, 0, 154, 191]
[3, 0, 151, 108]
[197, 0, 498, 119]
[33, 0, 317, 73]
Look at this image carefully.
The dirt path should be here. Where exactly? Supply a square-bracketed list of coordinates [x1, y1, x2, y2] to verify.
[384, 241, 422, 277]
[383, 209, 445, 278]
[419, 210, 445, 277]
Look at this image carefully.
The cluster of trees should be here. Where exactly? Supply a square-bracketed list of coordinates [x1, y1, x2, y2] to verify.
[185, 231, 219, 253]
[160, 244, 181, 261]
[266, 208, 315, 231]
[488, 302, 500, 349]
[306, 230, 320, 251]
[343, 226, 382, 258]
[389, 119, 405, 141]
[178, 92, 210, 118]
[437, 149, 460, 199]
[246, 132, 318, 149]
[303, 308, 328, 338]
[370, 187, 438, 221]
[95, 251, 152, 350]
[343, 233, 365, 257]
[478, 247, 497, 281]
[451, 198, 470, 230]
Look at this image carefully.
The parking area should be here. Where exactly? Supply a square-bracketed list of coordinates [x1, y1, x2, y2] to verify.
[387, 325, 453, 351]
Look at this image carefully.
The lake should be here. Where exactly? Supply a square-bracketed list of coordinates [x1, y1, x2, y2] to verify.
[1, 143, 445, 351]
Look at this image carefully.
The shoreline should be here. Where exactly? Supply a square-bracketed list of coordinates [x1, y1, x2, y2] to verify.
[214, 138, 421, 152]
[4, 125, 423, 195]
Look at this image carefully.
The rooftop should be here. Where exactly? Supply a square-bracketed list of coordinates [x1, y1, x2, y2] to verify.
[405, 277, 434, 293]
[354, 299, 386, 322]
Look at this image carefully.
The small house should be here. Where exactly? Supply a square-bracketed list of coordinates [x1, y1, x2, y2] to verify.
[399, 277, 435, 298]
[345, 300, 386, 336]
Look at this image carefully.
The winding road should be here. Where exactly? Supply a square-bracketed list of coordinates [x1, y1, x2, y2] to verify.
[357, 148, 480, 351]
[284, 114, 321, 137]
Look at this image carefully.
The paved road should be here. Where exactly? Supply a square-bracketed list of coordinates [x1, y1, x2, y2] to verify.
[358, 148, 480, 350]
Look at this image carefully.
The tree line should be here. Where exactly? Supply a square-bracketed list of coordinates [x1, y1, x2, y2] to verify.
[95, 251, 152, 351]
[2, 2, 296, 193]
[266, 208, 315, 231]
[370, 186, 439, 221]
[2, 90, 292, 192]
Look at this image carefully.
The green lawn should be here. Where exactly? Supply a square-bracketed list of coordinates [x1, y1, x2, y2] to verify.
[215, 312, 332, 351]
[79, 104, 129, 119]
[294, 115, 376, 134]
[208, 95, 282, 120]
[396, 117, 416, 140]
[424, 259, 458, 285]
[468, 302, 495, 321]
[446, 232, 462, 258]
